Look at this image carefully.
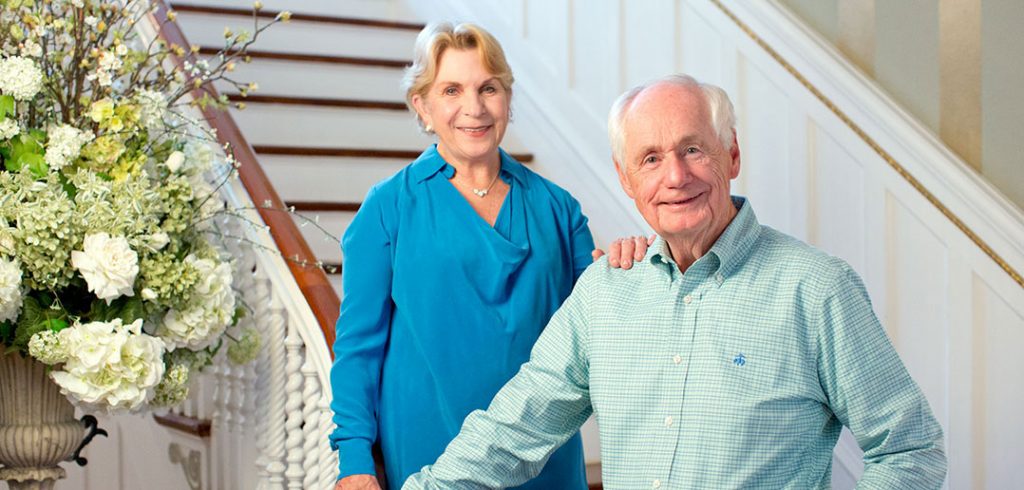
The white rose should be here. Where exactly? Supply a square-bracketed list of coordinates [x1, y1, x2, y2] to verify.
[0, 257, 23, 323]
[148, 232, 170, 251]
[71, 233, 139, 304]
[165, 150, 185, 173]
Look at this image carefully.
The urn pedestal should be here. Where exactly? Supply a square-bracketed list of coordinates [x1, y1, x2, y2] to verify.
[0, 353, 84, 490]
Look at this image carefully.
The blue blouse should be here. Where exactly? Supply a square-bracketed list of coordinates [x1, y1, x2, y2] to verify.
[329, 146, 594, 489]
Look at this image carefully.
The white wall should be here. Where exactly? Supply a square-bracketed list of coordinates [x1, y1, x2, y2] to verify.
[404, 0, 1024, 488]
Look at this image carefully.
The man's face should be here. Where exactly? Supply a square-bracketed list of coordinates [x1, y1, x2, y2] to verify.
[615, 83, 740, 247]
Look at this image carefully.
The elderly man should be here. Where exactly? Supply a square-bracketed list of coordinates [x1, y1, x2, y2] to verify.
[403, 75, 946, 489]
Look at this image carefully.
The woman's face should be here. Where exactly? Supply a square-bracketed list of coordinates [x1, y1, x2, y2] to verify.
[412, 48, 510, 167]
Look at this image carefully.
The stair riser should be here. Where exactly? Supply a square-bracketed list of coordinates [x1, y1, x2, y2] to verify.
[290, 211, 353, 265]
[260, 155, 409, 203]
[212, 61, 406, 101]
[178, 11, 418, 61]
[171, 0, 419, 22]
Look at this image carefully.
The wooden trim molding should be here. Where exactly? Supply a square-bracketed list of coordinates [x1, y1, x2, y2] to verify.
[228, 94, 407, 111]
[153, 412, 212, 438]
[170, 3, 425, 31]
[286, 201, 362, 213]
[155, 1, 340, 347]
[197, 46, 409, 68]
[253, 144, 535, 163]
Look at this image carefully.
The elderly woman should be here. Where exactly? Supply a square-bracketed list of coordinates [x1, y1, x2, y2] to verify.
[329, 22, 646, 490]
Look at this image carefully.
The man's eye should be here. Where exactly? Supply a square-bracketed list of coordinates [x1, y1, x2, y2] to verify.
[643, 155, 659, 165]
[685, 146, 700, 154]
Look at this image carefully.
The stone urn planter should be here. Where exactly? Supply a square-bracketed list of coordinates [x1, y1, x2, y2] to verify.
[0, 353, 85, 490]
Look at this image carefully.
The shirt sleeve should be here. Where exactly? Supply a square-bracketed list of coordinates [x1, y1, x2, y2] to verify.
[329, 184, 394, 478]
[402, 268, 597, 490]
[565, 194, 596, 281]
[815, 264, 947, 489]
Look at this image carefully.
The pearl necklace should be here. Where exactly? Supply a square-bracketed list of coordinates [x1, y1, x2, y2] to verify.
[470, 171, 501, 198]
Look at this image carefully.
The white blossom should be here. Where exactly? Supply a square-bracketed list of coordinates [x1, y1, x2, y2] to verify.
[0, 117, 19, 140]
[71, 233, 139, 304]
[50, 319, 166, 412]
[0, 56, 44, 101]
[45, 124, 93, 171]
[29, 330, 66, 365]
[135, 89, 167, 130]
[183, 140, 215, 175]
[0, 256, 23, 323]
[19, 39, 42, 58]
[158, 256, 235, 350]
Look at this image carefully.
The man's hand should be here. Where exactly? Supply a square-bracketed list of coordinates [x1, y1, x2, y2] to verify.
[592, 235, 655, 269]
[335, 474, 381, 490]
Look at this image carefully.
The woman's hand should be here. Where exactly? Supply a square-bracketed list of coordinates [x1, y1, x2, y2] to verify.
[335, 474, 382, 490]
[592, 235, 655, 269]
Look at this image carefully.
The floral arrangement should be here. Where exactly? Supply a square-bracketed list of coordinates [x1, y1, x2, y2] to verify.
[0, 0, 285, 412]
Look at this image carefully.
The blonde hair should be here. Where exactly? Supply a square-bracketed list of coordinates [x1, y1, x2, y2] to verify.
[402, 22, 514, 130]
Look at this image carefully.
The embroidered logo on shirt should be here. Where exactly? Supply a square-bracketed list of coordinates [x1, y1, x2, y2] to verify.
[733, 353, 746, 366]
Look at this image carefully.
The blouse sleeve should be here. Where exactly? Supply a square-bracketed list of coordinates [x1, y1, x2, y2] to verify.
[566, 195, 596, 281]
[328, 184, 395, 478]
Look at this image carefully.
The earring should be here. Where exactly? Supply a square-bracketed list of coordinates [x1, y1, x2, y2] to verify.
[424, 124, 433, 133]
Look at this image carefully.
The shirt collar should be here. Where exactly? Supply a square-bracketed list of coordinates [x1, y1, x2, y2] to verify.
[648, 196, 761, 280]
[410, 145, 529, 188]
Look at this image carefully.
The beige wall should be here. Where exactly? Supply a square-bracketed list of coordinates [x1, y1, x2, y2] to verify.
[777, 0, 1024, 212]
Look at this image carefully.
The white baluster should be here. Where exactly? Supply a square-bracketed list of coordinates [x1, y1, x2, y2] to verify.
[318, 398, 340, 490]
[283, 322, 305, 488]
[263, 295, 288, 490]
[302, 359, 322, 489]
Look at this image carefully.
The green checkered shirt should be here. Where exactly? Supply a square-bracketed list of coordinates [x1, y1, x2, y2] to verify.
[404, 197, 946, 489]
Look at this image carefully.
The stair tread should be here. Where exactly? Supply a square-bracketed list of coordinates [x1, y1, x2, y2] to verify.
[228, 93, 407, 111]
[198, 46, 409, 68]
[253, 145, 534, 163]
[170, 3, 425, 31]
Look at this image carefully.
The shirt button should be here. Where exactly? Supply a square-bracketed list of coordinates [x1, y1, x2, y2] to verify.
[652, 479, 662, 489]
[664, 416, 673, 427]
[683, 294, 692, 304]
[715, 272, 724, 284]
[672, 354, 682, 364]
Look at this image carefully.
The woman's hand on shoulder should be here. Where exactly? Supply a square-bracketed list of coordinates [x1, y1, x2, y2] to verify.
[336, 474, 382, 490]
[592, 235, 655, 269]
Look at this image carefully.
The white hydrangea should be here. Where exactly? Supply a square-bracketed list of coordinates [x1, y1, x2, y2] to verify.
[158, 255, 235, 350]
[0, 56, 44, 101]
[183, 140, 215, 175]
[50, 319, 167, 412]
[0, 256, 23, 323]
[71, 232, 139, 304]
[28, 330, 66, 365]
[0, 117, 19, 140]
[45, 124, 93, 171]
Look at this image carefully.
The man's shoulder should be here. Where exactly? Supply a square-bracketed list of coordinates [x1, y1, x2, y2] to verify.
[750, 225, 856, 287]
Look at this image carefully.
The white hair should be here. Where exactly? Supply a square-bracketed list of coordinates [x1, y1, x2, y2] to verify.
[607, 74, 736, 164]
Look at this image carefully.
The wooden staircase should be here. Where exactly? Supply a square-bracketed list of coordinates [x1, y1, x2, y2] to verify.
[171, 0, 535, 295]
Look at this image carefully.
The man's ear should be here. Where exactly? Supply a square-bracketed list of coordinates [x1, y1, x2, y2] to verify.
[615, 159, 635, 198]
[728, 129, 741, 179]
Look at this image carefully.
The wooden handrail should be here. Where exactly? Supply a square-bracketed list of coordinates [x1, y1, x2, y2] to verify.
[153, 2, 338, 350]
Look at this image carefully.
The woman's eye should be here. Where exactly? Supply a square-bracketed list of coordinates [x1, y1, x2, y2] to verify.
[482, 85, 497, 94]
[443, 87, 458, 96]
